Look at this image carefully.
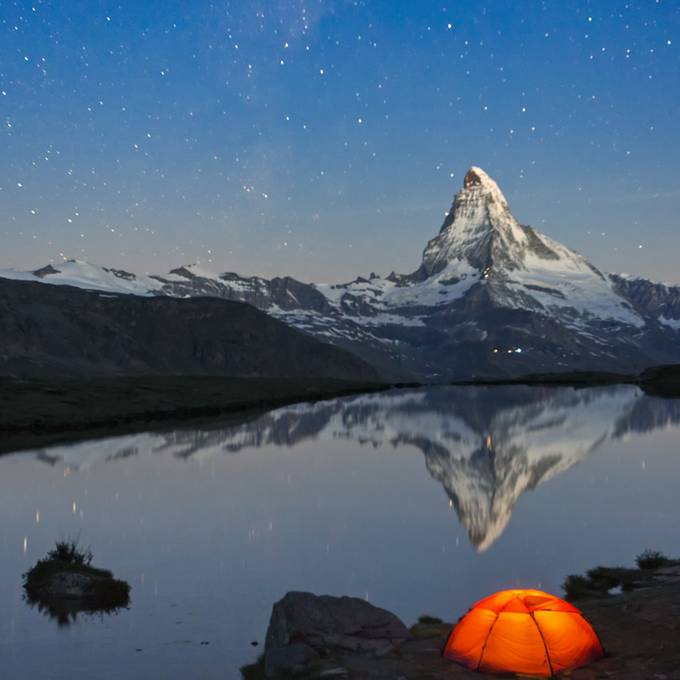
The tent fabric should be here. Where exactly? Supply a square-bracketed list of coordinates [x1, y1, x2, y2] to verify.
[443, 589, 604, 677]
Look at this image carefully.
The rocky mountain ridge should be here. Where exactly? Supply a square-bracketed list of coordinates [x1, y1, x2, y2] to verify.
[3, 167, 679, 380]
[0, 278, 378, 381]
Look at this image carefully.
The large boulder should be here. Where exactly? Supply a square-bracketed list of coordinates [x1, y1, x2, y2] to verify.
[264, 642, 319, 677]
[264, 591, 409, 676]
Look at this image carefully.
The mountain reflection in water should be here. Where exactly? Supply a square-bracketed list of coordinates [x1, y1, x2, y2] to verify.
[21, 385, 680, 551]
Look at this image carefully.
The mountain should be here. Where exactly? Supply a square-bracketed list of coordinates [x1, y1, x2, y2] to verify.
[18, 384, 680, 550]
[3, 167, 679, 380]
[0, 278, 378, 381]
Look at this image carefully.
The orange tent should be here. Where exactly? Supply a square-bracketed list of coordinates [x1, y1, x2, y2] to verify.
[443, 589, 603, 677]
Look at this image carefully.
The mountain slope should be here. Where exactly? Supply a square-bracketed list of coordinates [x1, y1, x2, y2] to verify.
[0, 278, 379, 381]
[2, 167, 679, 380]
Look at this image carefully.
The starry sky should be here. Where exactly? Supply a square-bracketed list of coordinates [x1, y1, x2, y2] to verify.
[1, 1, 679, 283]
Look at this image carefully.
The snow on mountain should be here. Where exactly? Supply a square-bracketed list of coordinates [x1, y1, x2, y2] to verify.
[610, 273, 680, 329]
[409, 166, 643, 328]
[2, 167, 679, 379]
[301, 167, 643, 328]
[0, 260, 164, 295]
[421, 166, 531, 275]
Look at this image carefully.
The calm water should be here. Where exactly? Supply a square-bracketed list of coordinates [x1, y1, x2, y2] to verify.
[2, 385, 680, 679]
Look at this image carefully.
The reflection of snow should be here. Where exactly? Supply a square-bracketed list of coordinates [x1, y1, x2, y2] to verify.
[659, 316, 680, 330]
[12, 385, 680, 551]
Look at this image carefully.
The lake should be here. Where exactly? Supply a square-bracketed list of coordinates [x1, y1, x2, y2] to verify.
[1, 385, 680, 679]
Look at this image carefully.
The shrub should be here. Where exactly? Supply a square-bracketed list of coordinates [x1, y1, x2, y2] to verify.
[636, 550, 670, 571]
[418, 614, 443, 625]
[562, 574, 593, 600]
[47, 540, 93, 567]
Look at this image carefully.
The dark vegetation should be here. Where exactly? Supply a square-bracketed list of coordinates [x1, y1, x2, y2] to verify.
[453, 364, 680, 396]
[239, 654, 266, 680]
[0, 376, 402, 454]
[563, 550, 679, 600]
[44, 539, 94, 567]
[408, 615, 449, 642]
[3, 364, 679, 456]
[638, 364, 680, 397]
[23, 540, 130, 627]
[454, 370, 631, 387]
[636, 549, 672, 570]
[417, 615, 443, 625]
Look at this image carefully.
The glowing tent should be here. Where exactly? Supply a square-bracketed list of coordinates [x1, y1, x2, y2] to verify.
[443, 589, 604, 677]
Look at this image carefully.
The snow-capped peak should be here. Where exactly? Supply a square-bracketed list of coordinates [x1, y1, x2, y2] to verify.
[463, 166, 509, 207]
[0, 166, 662, 376]
[165, 263, 223, 282]
[420, 167, 530, 276]
[412, 167, 646, 328]
[0, 259, 164, 295]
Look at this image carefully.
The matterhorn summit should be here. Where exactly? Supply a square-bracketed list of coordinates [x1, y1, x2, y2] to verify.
[421, 166, 531, 276]
[420, 167, 611, 290]
[3, 166, 680, 380]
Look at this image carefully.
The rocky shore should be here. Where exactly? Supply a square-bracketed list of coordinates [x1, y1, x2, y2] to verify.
[243, 559, 680, 679]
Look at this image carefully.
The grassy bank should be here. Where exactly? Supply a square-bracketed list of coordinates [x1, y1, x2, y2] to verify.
[0, 376, 401, 454]
[451, 363, 680, 394]
[4, 364, 679, 455]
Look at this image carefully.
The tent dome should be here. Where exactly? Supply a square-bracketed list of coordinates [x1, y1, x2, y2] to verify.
[443, 589, 603, 677]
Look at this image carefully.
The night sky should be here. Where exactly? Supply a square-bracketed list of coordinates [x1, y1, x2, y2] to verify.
[1, 1, 679, 283]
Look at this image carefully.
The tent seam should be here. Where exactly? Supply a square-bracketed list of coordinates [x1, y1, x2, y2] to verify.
[529, 611, 555, 677]
[476, 613, 500, 672]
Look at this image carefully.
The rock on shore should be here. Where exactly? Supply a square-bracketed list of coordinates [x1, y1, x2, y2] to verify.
[264, 592, 409, 677]
[248, 563, 680, 679]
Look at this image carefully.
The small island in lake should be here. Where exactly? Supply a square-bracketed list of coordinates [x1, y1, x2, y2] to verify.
[23, 541, 131, 626]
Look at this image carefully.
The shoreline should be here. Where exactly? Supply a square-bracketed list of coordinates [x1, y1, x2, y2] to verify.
[0, 376, 419, 455]
[244, 556, 680, 679]
[3, 365, 679, 455]
[450, 364, 680, 397]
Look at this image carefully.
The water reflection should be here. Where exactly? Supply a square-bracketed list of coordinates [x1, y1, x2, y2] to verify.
[24, 592, 130, 628]
[18, 386, 680, 551]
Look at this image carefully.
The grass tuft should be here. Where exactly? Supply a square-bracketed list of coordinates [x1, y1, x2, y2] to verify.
[636, 550, 671, 571]
[46, 539, 93, 567]
[417, 615, 443, 625]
